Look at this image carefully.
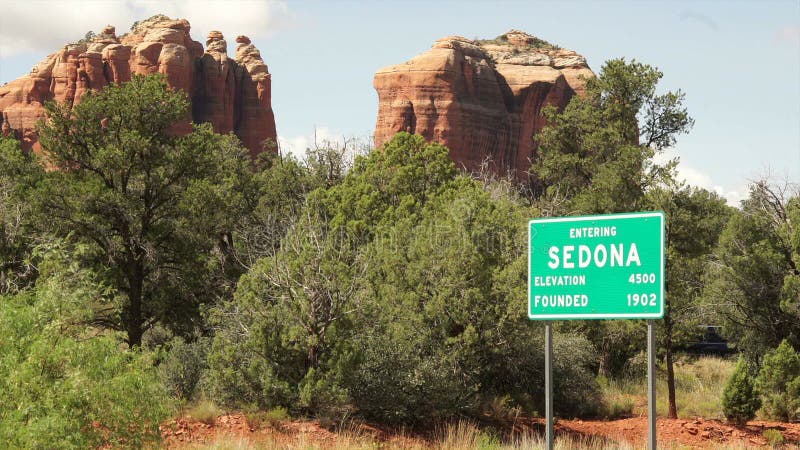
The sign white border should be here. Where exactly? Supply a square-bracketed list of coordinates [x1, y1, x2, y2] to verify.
[528, 211, 665, 320]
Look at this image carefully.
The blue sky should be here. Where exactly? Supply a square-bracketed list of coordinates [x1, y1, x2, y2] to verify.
[1, 0, 798, 203]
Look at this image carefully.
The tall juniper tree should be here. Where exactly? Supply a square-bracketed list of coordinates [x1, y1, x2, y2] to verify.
[532, 58, 694, 380]
[28, 74, 255, 347]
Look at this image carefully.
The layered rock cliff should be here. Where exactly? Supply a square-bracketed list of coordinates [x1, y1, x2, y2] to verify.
[0, 15, 276, 156]
[374, 30, 593, 179]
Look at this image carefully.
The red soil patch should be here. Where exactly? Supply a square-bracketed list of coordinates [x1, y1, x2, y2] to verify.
[555, 417, 800, 448]
[163, 414, 800, 449]
[161, 414, 339, 448]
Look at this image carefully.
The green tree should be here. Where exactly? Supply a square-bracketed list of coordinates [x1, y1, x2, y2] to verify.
[348, 177, 525, 420]
[232, 144, 355, 270]
[206, 133, 458, 412]
[533, 58, 693, 377]
[206, 208, 363, 411]
[649, 184, 732, 418]
[533, 58, 691, 215]
[348, 175, 600, 421]
[722, 358, 761, 425]
[0, 136, 43, 293]
[780, 191, 800, 327]
[756, 339, 800, 421]
[26, 74, 254, 347]
[703, 181, 799, 358]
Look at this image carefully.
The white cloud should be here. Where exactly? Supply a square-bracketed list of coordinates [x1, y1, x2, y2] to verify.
[654, 149, 747, 206]
[0, 0, 293, 57]
[775, 25, 800, 46]
[278, 127, 373, 164]
[278, 126, 343, 160]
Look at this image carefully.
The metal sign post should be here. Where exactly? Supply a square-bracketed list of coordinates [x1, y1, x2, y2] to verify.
[648, 320, 657, 450]
[528, 212, 665, 450]
[545, 321, 553, 449]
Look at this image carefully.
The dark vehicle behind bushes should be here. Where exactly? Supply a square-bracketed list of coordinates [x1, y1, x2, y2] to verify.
[686, 325, 734, 356]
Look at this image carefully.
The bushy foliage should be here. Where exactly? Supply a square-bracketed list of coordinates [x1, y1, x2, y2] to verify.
[756, 340, 800, 421]
[233, 153, 317, 267]
[533, 58, 691, 216]
[159, 336, 210, 400]
[0, 136, 43, 293]
[476, 33, 560, 50]
[722, 359, 761, 425]
[205, 133, 458, 415]
[345, 177, 530, 421]
[703, 183, 800, 358]
[0, 246, 172, 448]
[26, 74, 257, 346]
[206, 133, 601, 421]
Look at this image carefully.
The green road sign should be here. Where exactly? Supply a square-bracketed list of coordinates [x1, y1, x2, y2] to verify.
[528, 212, 665, 320]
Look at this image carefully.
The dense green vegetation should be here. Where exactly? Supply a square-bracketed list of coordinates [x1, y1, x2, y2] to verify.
[722, 359, 760, 425]
[0, 245, 172, 448]
[0, 59, 798, 448]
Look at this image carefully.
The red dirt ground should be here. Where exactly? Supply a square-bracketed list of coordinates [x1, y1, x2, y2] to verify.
[162, 414, 800, 449]
[554, 417, 800, 448]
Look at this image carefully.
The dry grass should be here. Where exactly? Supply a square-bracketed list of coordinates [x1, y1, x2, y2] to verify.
[187, 399, 222, 426]
[599, 356, 736, 419]
[181, 358, 754, 449]
[246, 407, 290, 429]
[671, 356, 733, 418]
[184, 422, 766, 449]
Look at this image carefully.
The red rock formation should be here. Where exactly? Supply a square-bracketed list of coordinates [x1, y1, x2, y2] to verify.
[194, 31, 235, 134]
[234, 35, 277, 155]
[0, 15, 277, 156]
[374, 30, 593, 180]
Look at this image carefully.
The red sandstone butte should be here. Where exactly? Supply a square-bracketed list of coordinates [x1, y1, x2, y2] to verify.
[0, 15, 277, 157]
[373, 30, 594, 180]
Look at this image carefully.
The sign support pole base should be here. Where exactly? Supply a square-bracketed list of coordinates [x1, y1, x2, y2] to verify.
[545, 321, 553, 450]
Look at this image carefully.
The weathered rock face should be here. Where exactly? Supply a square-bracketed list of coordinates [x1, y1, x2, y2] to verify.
[0, 15, 277, 156]
[234, 35, 277, 155]
[374, 30, 593, 179]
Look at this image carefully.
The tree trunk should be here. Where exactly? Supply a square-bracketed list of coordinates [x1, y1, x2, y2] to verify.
[598, 342, 613, 378]
[665, 317, 678, 418]
[125, 266, 144, 348]
[306, 343, 319, 371]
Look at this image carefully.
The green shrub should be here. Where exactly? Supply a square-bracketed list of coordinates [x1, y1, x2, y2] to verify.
[722, 359, 761, 425]
[160, 336, 209, 400]
[622, 351, 648, 379]
[551, 334, 604, 416]
[0, 249, 173, 449]
[188, 399, 220, 425]
[763, 429, 784, 447]
[756, 340, 800, 421]
[205, 133, 460, 417]
[344, 329, 475, 423]
[245, 406, 289, 429]
[597, 377, 636, 419]
[298, 368, 352, 419]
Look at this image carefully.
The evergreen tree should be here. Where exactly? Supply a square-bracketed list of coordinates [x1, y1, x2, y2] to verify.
[27, 74, 255, 346]
[703, 181, 800, 358]
[0, 136, 43, 293]
[533, 58, 693, 379]
[722, 359, 761, 425]
[533, 58, 691, 215]
[756, 340, 800, 421]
